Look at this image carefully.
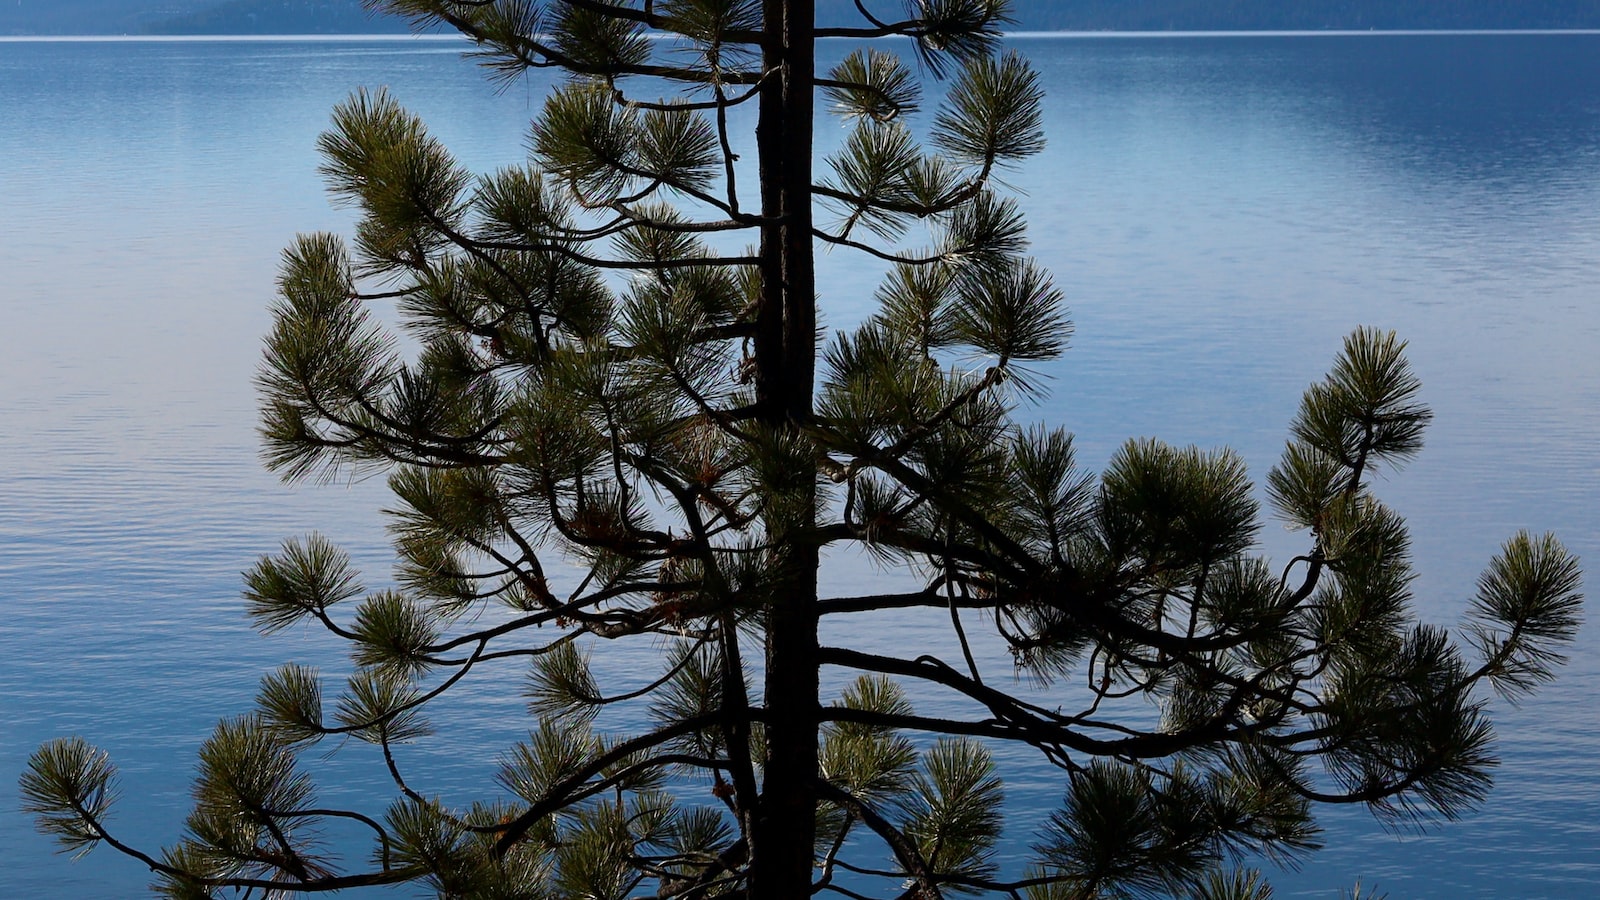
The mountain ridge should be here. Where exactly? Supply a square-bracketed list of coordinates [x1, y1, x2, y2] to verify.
[4, 1, 1600, 36]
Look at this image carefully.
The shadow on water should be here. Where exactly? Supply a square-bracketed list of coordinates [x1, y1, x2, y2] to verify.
[1019, 32, 1600, 184]
[1266, 34, 1600, 181]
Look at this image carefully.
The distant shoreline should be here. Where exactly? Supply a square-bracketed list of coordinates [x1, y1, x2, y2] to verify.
[6, 28, 1600, 42]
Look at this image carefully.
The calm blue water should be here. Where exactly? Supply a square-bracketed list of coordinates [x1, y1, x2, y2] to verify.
[2, 33, 1598, 897]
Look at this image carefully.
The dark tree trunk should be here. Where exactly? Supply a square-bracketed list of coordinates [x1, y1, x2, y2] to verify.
[751, 0, 819, 897]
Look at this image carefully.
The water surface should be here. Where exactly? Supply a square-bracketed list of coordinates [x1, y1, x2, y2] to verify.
[2, 33, 1597, 897]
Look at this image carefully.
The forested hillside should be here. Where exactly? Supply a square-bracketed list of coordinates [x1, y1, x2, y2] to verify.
[1014, 0, 1600, 30]
[5, 0, 1600, 36]
[149, 0, 410, 34]
[1, 1, 202, 34]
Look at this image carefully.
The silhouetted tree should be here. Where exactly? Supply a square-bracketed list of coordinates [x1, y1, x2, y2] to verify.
[24, 2, 1583, 898]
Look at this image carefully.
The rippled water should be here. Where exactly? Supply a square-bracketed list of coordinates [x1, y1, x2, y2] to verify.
[2, 33, 1597, 897]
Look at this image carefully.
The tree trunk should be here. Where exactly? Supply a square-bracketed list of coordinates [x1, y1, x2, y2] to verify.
[751, 0, 819, 897]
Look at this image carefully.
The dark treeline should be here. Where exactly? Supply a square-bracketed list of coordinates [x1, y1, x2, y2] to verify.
[147, 1, 1600, 34]
[1010, 0, 1600, 30]
[152, 1, 411, 34]
[0, 0, 393, 34]
[6, 0, 1600, 35]
[1, 2, 202, 34]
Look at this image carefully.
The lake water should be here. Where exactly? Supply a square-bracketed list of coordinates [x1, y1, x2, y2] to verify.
[2, 32, 1598, 897]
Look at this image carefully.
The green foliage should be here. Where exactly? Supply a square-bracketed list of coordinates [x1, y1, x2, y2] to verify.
[900, 737, 1005, 891]
[337, 668, 433, 743]
[1188, 868, 1274, 900]
[242, 534, 364, 633]
[933, 50, 1047, 165]
[820, 676, 919, 803]
[1100, 439, 1259, 569]
[350, 590, 444, 676]
[1468, 531, 1584, 699]
[21, 738, 118, 858]
[536, 84, 652, 200]
[183, 717, 323, 874]
[909, 0, 1013, 72]
[26, 3, 1581, 899]
[826, 48, 923, 122]
[255, 664, 326, 746]
[1030, 758, 1316, 899]
[1289, 327, 1431, 476]
[526, 640, 602, 722]
[498, 719, 603, 807]
[828, 120, 923, 239]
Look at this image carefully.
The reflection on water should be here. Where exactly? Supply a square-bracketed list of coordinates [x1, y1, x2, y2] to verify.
[2, 34, 1597, 897]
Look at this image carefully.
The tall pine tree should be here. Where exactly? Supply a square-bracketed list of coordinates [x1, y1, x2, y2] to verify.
[24, 2, 1583, 897]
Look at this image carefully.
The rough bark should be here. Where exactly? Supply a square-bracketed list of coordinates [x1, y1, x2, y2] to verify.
[750, 1, 820, 897]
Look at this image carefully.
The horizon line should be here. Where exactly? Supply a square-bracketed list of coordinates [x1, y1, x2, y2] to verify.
[5, 28, 1600, 43]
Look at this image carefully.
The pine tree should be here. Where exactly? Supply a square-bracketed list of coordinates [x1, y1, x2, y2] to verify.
[23, 2, 1583, 898]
